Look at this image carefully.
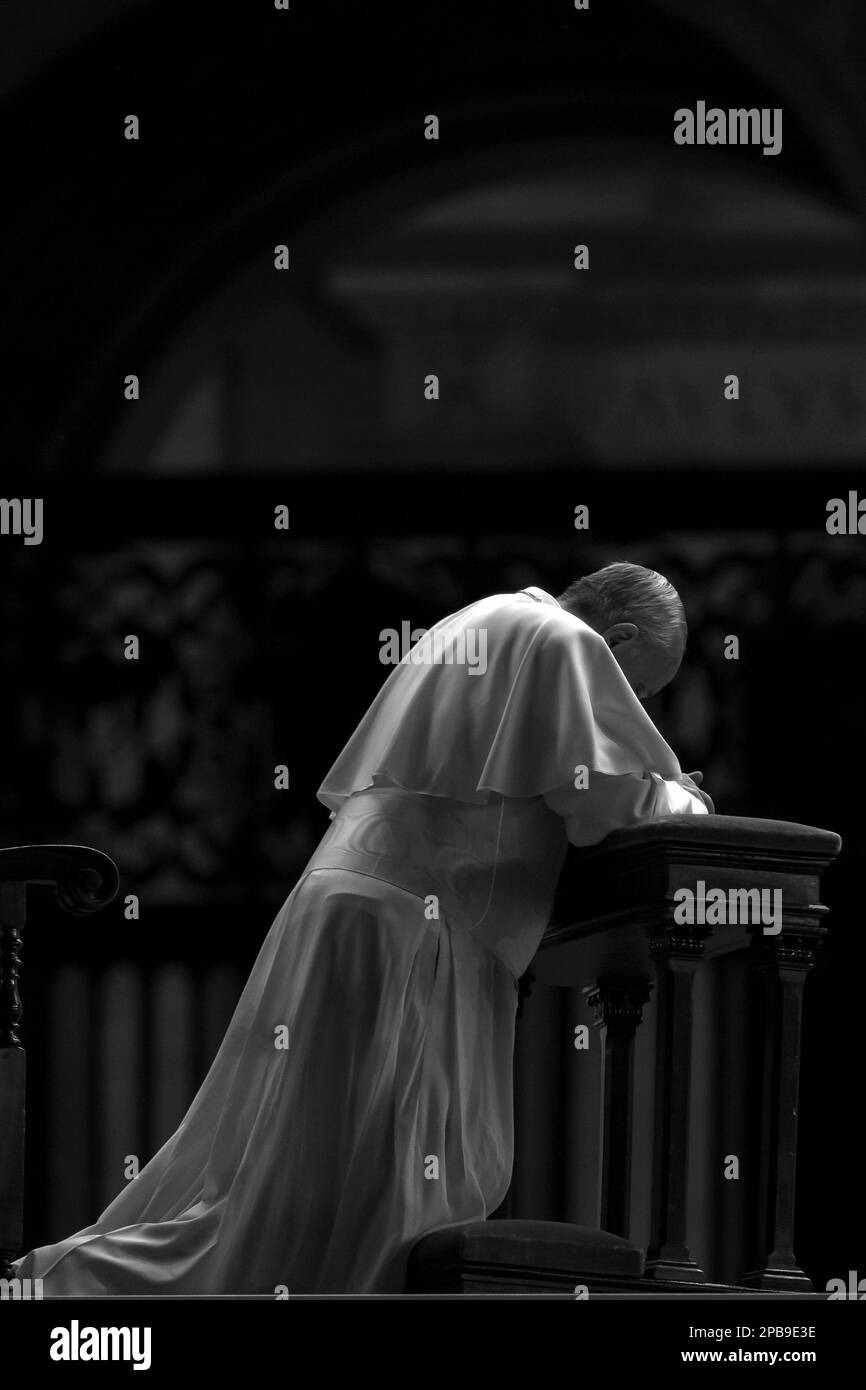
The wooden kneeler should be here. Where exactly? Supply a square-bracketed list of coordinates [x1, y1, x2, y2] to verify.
[406, 1219, 643, 1294]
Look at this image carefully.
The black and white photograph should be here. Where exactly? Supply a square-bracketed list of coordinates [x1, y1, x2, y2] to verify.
[2, 0, 865, 1368]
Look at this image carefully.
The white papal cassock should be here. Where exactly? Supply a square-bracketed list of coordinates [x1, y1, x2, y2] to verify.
[13, 586, 706, 1294]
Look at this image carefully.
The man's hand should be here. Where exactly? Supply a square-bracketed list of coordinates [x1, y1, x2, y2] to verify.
[684, 771, 715, 814]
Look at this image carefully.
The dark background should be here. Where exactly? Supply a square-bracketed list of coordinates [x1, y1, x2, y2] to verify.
[2, 0, 864, 1288]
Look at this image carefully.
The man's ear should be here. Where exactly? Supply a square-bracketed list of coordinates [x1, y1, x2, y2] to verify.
[603, 621, 638, 649]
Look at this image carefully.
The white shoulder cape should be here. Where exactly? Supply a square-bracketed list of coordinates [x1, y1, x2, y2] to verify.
[317, 587, 692, 812]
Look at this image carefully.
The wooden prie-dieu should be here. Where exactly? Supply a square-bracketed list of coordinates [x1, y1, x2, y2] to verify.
[407, 814, 841, 1295]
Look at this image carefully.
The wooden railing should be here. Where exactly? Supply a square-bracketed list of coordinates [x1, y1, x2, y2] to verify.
[0, 845, 119, 1278]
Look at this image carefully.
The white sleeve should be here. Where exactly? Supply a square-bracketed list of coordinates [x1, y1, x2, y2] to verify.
[542, 769, 708, 848]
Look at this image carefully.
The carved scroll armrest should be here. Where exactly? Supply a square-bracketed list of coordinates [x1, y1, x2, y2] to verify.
[0, 844, 120, 915]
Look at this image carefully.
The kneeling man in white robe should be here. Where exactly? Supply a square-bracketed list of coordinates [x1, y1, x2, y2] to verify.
[13, 562, 710, 1296]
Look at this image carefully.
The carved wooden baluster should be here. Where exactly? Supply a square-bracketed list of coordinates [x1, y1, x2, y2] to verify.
[0, 883, 27, 1278]
[643, 927, 707, 1282]
[584, 978, 650, 1239]
[0, 846, 120, 1277]
[741, 928, 822, 1291]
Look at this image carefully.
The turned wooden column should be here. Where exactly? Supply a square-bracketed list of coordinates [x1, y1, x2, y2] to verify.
[0, 883, 26, 1279]
[0, 845, 119, 1277]
[741, 926, 824, 1291]
[643, 929, 708, 1281]
[584, 978, 650, 1238]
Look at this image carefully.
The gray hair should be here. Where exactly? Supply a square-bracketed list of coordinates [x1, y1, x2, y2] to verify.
[556, 563, 687, 651]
